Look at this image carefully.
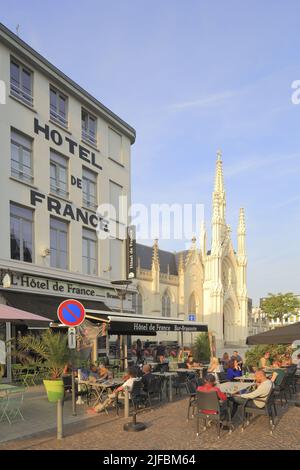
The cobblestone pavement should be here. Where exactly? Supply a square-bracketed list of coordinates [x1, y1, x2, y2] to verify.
[1, 395, 300, 450]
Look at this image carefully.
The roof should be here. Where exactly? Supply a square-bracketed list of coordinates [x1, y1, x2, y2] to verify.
[136, 243, 188, 276]
[0, 23, 136, 143]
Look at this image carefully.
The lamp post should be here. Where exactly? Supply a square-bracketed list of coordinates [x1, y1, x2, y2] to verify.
[111, 280, 132, 371]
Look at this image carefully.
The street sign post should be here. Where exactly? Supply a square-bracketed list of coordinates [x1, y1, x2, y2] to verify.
[68, 327, 76, 349]
[57, 299, 85, 327]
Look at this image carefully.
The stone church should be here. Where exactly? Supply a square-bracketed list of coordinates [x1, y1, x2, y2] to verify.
[134, 152, 248, 348]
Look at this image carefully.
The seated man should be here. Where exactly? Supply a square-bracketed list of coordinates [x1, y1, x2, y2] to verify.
[197, 374, 227, 415]
[141, 364, 154, 392]
[87, 368, 138, 414]
[231, 369, 272, 420]
[89, 364, 100, 380]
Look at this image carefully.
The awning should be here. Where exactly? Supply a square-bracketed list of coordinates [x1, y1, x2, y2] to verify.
[85, 310, 208, 336]
[246, 322, 300, 345]
[1, 290, 112, 327]
[0, 304, 51, 322]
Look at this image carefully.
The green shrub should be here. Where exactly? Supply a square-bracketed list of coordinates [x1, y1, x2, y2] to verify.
[245, 344, 290, 368]
[192, 333, 211, 363]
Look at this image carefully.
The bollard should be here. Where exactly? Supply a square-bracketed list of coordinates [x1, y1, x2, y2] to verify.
[71, 370, 76, 416]
[57, 398, 64, 439]
[124, 388, 129, 418]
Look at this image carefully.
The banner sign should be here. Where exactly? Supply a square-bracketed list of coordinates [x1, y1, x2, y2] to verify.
[109, 321, 208, 335]
[126, 225, 136, 279]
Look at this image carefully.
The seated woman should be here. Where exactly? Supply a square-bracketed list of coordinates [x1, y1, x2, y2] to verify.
[226, 359, 242, 381]
[186, 355, 201, 369]
[208, 357, 223, 383]
[221, 352, 230, 371]
[87, 368, 138, 414]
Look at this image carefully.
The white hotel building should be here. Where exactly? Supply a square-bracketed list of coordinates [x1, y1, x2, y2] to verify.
[0, 23, 137, 372]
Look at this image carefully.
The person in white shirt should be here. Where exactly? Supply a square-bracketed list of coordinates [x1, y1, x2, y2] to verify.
[87, 368, 139, 414]
[231, 369, 273, 419]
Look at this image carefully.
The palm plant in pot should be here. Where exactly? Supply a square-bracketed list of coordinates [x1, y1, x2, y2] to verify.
[17, 329, 71, 402]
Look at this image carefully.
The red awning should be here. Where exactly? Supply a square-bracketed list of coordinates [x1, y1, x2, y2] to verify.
[0, 304, 51, 322]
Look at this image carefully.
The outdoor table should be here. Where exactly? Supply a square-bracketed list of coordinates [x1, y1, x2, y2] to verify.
[0, 384, 19, 396]
[177, 367, 205, 379]
[153, 371, 177, 402]
[219, 381, 255, 396]
[79, 380, 123, 412]
[234, 373, 256, 381]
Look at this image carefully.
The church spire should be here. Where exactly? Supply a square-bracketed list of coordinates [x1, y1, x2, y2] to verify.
[151, 239, 160, 270]
[212, 150, 226, 222]
[237, 208, 246, 256]
[151, 239, 160, 294]
[214, 149, 224, 194]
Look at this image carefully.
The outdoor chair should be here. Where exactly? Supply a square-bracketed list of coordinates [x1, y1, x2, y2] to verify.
[241, 389, 277, 435]
[177, 363, 186, 369]
[116, 379, 145, 416]
[285, 365, 297, 396]
[195, 390, 233, 438]
[173, 371, 188, 396]
[145, 376, 163, 406]
[186, 378, 197, 420]
[0, 387, 25, 424]
[273, 372, 289, 406]
[217, 372, 228, 383]
[11, 364, 24, 385]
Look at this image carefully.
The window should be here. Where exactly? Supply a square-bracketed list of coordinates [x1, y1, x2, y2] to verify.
[133, 291, 143, 316]
[162, 291, 171, 317]
[109, 181, 125, 239]
[11, 129, 33, 183]
[82, 167, 97, 209]
[82, 228, 97, 275]
[110, 238, 123, 280]
[50, 150, 68, 198]
[50, 217, 68, 269]
[50, 87, 68, 127]
[108, 128, 122, 164]
[109, 181, 123, 222]
[10, 203, 33, 263]
[188, 293, 196, 317]
[10, 59, 33, 106]
[81, 109, 97, 146]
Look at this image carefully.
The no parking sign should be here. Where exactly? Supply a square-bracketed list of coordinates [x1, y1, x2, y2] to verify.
[57, 299, 86, 327]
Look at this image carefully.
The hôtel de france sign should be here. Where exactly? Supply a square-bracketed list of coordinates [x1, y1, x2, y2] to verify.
[29, 118, 109, 232]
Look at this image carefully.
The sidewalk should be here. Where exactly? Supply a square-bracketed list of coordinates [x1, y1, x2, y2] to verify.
[0, 385, 115, 444]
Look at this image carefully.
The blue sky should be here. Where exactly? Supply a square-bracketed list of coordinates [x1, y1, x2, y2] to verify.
[1, 0, 300, 303]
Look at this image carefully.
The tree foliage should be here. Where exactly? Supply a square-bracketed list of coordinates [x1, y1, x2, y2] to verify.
[245, 344, 291, 368]
[17, 330, 72, 379]
[192, 333, 211, 362]
[261, 292, 300, 325]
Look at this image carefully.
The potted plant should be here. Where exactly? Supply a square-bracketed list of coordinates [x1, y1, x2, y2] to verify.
[18, 329, 71, 402]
